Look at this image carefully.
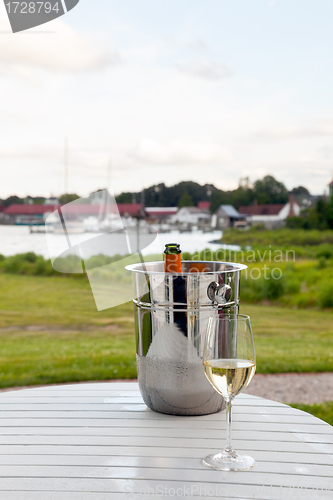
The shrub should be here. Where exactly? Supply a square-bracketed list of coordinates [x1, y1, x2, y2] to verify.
[1, 253, 43, 274]
[33, 257, 47, 275]
[251, 223, 265, 231]
[286, 216, 307, 229]
[240, 278, 265, 303]
[54, 255, 83, 274]
[241, 272, 286, 303]
[2, 256, 25, 274]
[263, 275, 286, 300]
[304, 269, 324, 287]
[284, 277, 301, 295]
[198, 249, 213, 261]
[222, 228, 333, 247]
[316, 244, 333, 260]
[318, 281, 333, 308]
[293, 293, 318, 309]
[85, 254, 115, 269]
[22, 252, 38, 263]
[181, 252, 192, 261]
[317, 257, 327, 269]
[44, 260, 58, 276]
[285, 262, 296, 272]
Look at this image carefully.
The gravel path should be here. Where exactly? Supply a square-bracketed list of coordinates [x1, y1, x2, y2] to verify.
[0, 373, 332, 405]
[243, 372, 333, 405]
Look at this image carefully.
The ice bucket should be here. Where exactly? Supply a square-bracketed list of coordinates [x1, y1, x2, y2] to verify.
[126, 260, 247, 416]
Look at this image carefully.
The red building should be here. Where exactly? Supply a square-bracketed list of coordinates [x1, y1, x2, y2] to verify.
[145, 207, 178, 223]
[197, 201, 211, 210]
[0, 202, 146, 225]
[1, 204, 60, 225]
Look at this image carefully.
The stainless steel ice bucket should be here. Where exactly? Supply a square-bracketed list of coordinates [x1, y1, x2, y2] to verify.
[126, 260, 247, 416]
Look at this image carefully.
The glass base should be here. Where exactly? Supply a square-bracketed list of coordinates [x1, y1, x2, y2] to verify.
[202, 451, 255, 471]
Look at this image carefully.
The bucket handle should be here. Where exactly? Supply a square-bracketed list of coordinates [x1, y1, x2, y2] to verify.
[207, 282, 233, 305]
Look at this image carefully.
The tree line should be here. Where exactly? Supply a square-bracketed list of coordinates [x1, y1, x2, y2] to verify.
[1, 175, 313, 215]
[116, 176, 309, 212]
[0, 194, 79, 207]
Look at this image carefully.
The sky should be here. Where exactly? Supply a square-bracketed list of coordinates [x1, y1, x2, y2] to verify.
[0, 0, 333, 199]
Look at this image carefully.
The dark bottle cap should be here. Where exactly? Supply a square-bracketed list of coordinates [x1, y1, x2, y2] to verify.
[164, 243, 181, 255]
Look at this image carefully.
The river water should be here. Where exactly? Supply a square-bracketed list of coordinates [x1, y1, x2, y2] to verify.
[0, 225, 239, 259]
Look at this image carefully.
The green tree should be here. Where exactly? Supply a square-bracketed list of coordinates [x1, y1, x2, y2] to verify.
[290, 186, 310, 196]
[326, 196, 333, 229]
[253, 175, 288, 204]
[3, 195, 24, 207]
[178, 191, 194, 208]
[210, 190, 230, 213]
[316, 198, 327, 227]
[59, 194, 80, 204]
[230, 187, 255, 209]
[116, 192, 136, 204]
[286, 196, 333, 230]
[140, 181, 218, 207]
[30, 197, 46, 205]
[286, 216, 309, 229]
[209, 186, 254, 213]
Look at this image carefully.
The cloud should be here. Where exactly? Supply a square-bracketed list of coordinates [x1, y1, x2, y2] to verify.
[131, 138, 234, 165]
[317, 145, 333, 160]
[306, 167, 328, 176]
[175, 60, 232, 80]
[0, 146, 58, 159]
[177, 36, 209, 53]
[257, 121, 333, 139]
[0, 16, 118, 74]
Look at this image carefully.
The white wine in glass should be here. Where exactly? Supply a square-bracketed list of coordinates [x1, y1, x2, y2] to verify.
[202, 314, 256, 471]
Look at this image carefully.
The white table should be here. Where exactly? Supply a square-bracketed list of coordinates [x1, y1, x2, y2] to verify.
[0, 382, 332, 499]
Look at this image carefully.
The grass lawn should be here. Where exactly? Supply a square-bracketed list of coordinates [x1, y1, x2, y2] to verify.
[0, 330, 136, 387]
[0, 274, 137, 387]
[246, 304, 333, 373]
[0, 274, 332, 388]
[0, 273, 130, 327]
[290, 402, 333, 427]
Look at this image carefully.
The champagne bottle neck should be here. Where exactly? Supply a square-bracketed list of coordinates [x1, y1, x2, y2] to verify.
[164, 243, 182, 273]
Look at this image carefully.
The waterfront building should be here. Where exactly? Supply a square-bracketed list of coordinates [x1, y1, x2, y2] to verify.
[213, 205, 248, 229]
[238, 195, 300, 229]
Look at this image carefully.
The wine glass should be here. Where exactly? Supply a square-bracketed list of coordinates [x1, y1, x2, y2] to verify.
[202, 314, 256, 471]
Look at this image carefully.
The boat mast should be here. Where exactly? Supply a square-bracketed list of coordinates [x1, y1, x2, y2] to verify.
[64, 138, 68, 205]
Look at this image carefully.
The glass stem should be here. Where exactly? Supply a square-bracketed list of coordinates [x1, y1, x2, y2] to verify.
[224, 398, 234, 455]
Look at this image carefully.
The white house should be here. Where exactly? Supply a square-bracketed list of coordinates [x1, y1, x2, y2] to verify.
[145, 207, 178, 222]
[239, 195, 301, 229]
[171, 206, 211, 225]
